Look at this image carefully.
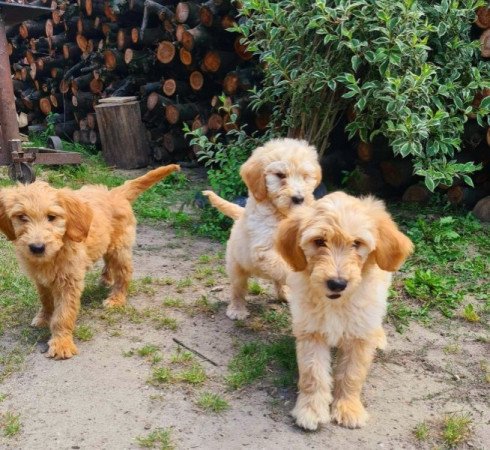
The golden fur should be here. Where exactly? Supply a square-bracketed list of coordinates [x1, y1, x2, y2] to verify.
[275, 191, 413, 430]
[0, 165, 180, 359]
[204, 138, 322, 320]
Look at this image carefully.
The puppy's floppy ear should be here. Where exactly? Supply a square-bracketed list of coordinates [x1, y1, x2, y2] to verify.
[275, 215, 307, 271]
[0, 192, 16, 241]
[369, 199, 413, 272]
[58, 190, 93, 242]
[240, 156, 267, 202]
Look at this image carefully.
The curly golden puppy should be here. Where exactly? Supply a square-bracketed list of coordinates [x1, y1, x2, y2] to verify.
[203, 138, 322, 320]
[0, 165, 180, 359]
[276, 192, 413, 430]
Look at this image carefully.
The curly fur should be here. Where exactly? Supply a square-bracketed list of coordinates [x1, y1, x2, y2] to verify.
[204, 138, 322, 320]
[275, 191, 413, 430]
[0, 164, 180, 359]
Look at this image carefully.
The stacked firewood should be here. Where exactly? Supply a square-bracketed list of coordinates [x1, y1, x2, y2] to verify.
[6, 0, 263, 162]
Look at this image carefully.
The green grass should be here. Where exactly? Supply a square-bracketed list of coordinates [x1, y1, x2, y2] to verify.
[162, 297, 185, 308]
[442, 413, 472, 447]
[170, 350, 194, 365]
[248, 280, 266, 295]
[1, 411, 21, 437]
[73, 325, 94, 342]
[388, 210, 489, 331]
[260, 308, 291, 332]
[137, 345, 160, 358]
[226, 337, 297, 390]
[196, 392, 230, 413]
[0, 393, 6, 403]
[136, 428, 174, 449]
[413, 421, 430, 441]
[148, 367, 173, 386]
[176, 364, 207, 385]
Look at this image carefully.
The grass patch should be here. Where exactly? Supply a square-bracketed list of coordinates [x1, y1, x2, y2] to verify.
[176, 364, 207, 385]
[388, 210, 489, 331]
[170, 350, 194, 365]
[162, 297, 185, 308]
[442, 413, 472, 447]
[136, 428, 174, 449]
[462, 304, 480, 323]
[248, 280, 265, 295]
[148, 367, 173, 386]
[1, 411, 21, 437]
[226, 336, 297, 390]
[137, 345, 160, 358]
[176, 277, 193, 292]
[0, 394, 6, 403]
[196, 392, 230, 413]
[73, 325, 94, 342]
[193, 296, 219, 315]
[129, 277, 157, 296]
[413, 421, 430, 441]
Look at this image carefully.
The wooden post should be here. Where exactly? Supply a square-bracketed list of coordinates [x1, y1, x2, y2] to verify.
[95, 100, 150, 168]
[0, 14, 20, 160]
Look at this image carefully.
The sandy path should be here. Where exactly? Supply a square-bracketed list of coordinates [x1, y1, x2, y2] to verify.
[0, 224, 488, 449]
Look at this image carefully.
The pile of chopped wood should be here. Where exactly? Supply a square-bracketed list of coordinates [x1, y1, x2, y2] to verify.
[6, 0, 263, 162]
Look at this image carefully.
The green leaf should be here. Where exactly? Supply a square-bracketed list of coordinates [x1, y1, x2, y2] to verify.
[425, 177, 436, 192]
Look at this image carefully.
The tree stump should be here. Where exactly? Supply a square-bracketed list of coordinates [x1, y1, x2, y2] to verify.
[95, 100, 150, 168]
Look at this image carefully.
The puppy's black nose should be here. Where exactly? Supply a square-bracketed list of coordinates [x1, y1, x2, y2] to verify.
[29, 243, 45, 255]
[326, 278, 348, 292]
[292, 195, 304, 205]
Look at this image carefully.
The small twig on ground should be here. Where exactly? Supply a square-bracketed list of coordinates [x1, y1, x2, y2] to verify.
[172, 338, 218, 367]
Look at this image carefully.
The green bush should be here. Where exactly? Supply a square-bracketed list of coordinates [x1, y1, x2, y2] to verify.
[233, 0, 490, 190]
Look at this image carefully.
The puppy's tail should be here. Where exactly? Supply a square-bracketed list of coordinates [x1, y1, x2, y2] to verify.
[202, 190, 244, 220]
[113, 164, 180, 203]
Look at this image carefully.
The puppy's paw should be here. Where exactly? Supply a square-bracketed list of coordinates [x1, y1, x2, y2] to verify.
[103, 294, 126, 309]
[292, 403, 330, 431]
[31, 311, 50, 328]
[226, 304, 249, 320]
[331, 398, 368, 428]
[46, 336, 78, 360]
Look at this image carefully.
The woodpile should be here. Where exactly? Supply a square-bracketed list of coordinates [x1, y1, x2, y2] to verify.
[6, 0, 263, 163]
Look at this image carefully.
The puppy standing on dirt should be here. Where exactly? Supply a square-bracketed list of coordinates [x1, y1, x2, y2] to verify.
[203, 138, 322, 320]
[0, 165, 180, 359]
[276, 192, 413, 430]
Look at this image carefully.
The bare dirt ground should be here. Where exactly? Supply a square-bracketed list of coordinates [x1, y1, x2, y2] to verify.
[0, 223, 488, 450]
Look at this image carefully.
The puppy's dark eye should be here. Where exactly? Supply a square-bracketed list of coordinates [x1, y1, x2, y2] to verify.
[353, 240, 362, 249]
[47, 215, 56, 222]
[17, 214, 28, 222]
[314, 239, 326, 247]
[276, 172, 286, 179]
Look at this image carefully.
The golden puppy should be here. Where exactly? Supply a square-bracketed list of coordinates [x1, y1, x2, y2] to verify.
[203, 138, 322, 320]
[276, 191, 413, 430]
[0, 165, 180, 359]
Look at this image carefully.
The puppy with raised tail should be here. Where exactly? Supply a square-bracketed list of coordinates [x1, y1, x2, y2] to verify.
[0, 164, 180, 359]
[275, 191, 413, 430]
[203, 138, 322, 320]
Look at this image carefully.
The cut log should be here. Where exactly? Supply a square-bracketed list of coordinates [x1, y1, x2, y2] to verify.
[165, 102, 206, 124]
[45, 18, 63, 37]
[117, 28, 132, 50]
[140, 81, 163, 96]
[124, 48, 153, 73]
[19, 20, 45, 39]
[207, 112, 223, 131]
[156, 40, 176, 64]
[202, 50, 238, 74]
[163, 130, 187, 153]
[104, 49, 126, 72]
[472, 196, 490, 222]
[95, 100, 151, 168]
[189, 70, 204, 92]
[182, 25, 213, 51]
[39, 97, 52, 115]
[480, 29, 490, 58]
[176, 2, 201, 27]
[179, 47, 193, 65]
[447, 186, 486, 207]
[163, 78, 192, 97]
[73, 129, 99, 145]
[402, 184, 430, 204]
[223, 68, 255, 95]
[234, 35, 253, 61]
[131, 26, 168, 46]
[379, 159, 413, 188]
[146, 92, 173, 111]
[357, 141, 374, 162]
[476, 7, 490, 29]
[72, 91, 97, 112]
